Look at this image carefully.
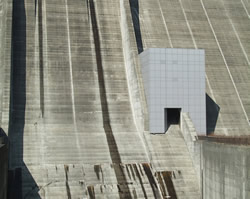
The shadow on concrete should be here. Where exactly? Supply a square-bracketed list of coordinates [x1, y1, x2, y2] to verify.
[129, 0, 143, 54]
[8, 1, 41, 198]
[0, 129, 8, 199]
[0, 128, 8, 144]
[206, 94, 220, 135]
[89, 0, 132, 198]
[38, 0, 44, 117]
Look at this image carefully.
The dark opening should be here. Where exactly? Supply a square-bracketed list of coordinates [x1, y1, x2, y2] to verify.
[165, 108, 181, 131]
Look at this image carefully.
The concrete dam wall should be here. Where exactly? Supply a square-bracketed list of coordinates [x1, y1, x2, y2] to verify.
[202, 141, 250, 199]
[0, 0, 8, 126]
[0, 0, 249, 198]
[181, 113, 250, 199]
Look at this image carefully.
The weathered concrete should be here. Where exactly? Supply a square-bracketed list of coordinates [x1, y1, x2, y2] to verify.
[120, 0, 148, 134]
[0, 1, 11, 196]
[0, 0, 12, 132]
[202, 141, 250, 199]
[0, 0, 249, 198]
[1, 0, 160, 198]
[180, 114, 250, 199]
[145, 124, 201, 198]
[0, 0, 9, 126]
[181, 113, 201, 185]
[139, 0, 250, 135]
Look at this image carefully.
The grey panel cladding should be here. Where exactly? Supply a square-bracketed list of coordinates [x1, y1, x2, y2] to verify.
[140, 48, 206, 135]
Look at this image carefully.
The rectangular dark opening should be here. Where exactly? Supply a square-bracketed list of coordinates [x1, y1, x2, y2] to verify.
[165, 108, 181, 131]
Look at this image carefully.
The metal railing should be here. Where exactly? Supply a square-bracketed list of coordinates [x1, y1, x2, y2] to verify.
[198, 135, 250, 145]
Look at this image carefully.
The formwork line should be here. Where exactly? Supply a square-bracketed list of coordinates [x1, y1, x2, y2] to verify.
[65, 0, 80, 149]
[157, 0, 173, 48]
[240, 0, 250, 18]
[178, 0, 197, 49]
[222, 0, 250, 66]
[43, 0, 48, 83]
[200, 0, 250, 126]
[120, 0, 148, 161]
[38, 0, 45, 117]
[179, 0, 214, 99]
[89, 0, 133, 197]
[39, 0, 46, 165]
[180, 0, 226, 133]
[41, 0, 49, 166]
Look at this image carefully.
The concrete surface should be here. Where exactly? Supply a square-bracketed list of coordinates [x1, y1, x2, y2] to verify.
[120, 0, 148, 134]
[0, 0, 8, 126]
[181, 113, 201, 185]
[1, 0, 160, 198]
[202, 141, 250, 199]
[180, 114, 250, 199]
[144, 125, 201, 199]
[139, 0, 250, 135]
[0, 0, 12, 131]
[0, 0, 249, 198]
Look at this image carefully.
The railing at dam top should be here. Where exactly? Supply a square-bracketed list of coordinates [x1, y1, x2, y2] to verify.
[198, 135, 250, 146]
[181, 113, 250, 146]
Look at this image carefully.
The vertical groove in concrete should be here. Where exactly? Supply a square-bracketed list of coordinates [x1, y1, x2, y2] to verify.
[64, 0, 80, 151]
[133, 164, 148, 199]
[142, 163, 161, 198]
[221, 0, 250, 66]
[161, 171, 177, 199]
[240, 0, 250, 17]
[9, 0, 26, 169]
[128, 0, 143, 53]
[200, 0, 250, 126]
[64, 165, 72, 199]
[88, 0, 132, 197]
[156, 0, 173, 48]
[38, 0, 44, 117]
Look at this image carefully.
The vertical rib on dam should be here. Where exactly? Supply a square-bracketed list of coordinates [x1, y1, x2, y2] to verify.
[0, 0, 250, 198]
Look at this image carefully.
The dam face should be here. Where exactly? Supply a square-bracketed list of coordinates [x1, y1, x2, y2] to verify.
[0, 0, 250, 198]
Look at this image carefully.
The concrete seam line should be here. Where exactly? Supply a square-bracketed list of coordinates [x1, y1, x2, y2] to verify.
[205, 74, 226, 134]
[179, 0, 197, 49]
[222, 0, 250, 66]
[42, 0, 48, 165]
[65, 0, 80, 149]
[120, 0, 137, 133]
[157, 0, 173, 48]
[200, 0, 250, 126]
[43, 0, 49, 92]
[180, 0, 226, 133]
[240, 0, 250, 18]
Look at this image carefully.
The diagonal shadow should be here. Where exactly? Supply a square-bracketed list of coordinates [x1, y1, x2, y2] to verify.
[0, 128, 8, 199]
[206, 94, 220, 135]
[88, 0, 132, 198]
[129, 0, 143, 54]
[8, 0, 41, 198]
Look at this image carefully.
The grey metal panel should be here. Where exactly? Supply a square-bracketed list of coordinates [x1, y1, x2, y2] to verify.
[140, 48, 206, 135]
